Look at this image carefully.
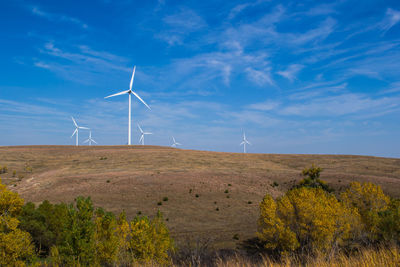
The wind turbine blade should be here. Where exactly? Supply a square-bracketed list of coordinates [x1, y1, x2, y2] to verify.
[139, 135, 144, 143]
[71, 117, 78, 127]
[240, 141, 245, 145]
[137, 124, 143, 133]
[176, 142, 182, 145]
[83, 139, 89, 143]
[130, 66, 136, 90]
[247, 141, 251, 145]
[71, 129, 77, 138]
[79, 126, 90, 130]
[131, 91, 151, 110]
[172, 137, 176, 143]
[144, 132, 152, 135]
[104, 90, 130, 99]
[92, 139, 98, 144]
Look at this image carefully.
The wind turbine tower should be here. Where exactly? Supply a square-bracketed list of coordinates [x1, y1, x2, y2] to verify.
[240, 132, 251, 153]
[171, 136, 182, 148]
[71, 117, 89, 146]
[104, 66, 151, 145]
[138, 124, 152, 145]
[84, 131, 97, 146]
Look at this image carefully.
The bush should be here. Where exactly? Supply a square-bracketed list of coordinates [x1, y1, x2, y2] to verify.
[341, 182, 391, 242]
[129, 211, 175, 264]
[257, 187, 360, 253]
[292, 164, 334, 193]
[379, 198, 400, 243]
[0, 166, 7, 174]
[163, 197, 169, 202]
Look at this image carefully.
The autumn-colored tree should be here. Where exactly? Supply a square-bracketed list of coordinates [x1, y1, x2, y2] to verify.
[116, 210, 130, 264]
[0, 178, 35, 266]
[258, 187, 360, 253]
[129, 211, 175, 264]
[341, 182, 390, 242]
[94, 208, 119, 265]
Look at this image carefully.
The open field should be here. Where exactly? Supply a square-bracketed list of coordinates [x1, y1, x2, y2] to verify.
[1, 145, 400, 248]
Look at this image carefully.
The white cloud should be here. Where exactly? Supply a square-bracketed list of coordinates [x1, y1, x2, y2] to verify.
[247, 100, 280, 111]
[34, 42, 130, 84]
[280, 94, 400, 117]
[381, 8, 400, 33]
[245, 67, 274, 86]
[156, 8, 207, 45]
[277, 64, 304, 82]
[31, 6, 88, 29]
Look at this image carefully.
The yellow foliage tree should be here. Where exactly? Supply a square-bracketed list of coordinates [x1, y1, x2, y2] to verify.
[258, 187, 360, 253]
[341, 182, 390, 241]
[0, 179, 34, 266]
[129, 211, 175, 264]
[94, 209, 119, 265]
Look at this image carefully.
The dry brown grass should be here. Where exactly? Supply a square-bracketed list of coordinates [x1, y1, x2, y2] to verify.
[215, 246, 400, 267]
[0, 145, 399, 248]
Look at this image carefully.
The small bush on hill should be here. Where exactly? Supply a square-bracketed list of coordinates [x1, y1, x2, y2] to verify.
[292, 164, 334, 193]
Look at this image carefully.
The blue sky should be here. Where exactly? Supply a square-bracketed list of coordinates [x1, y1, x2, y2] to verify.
[1, 0, 400, 157]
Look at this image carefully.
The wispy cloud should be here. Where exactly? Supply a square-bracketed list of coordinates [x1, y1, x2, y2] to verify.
[277, 64, 304, 82]
[245, 67, 274, 86]
[156, 8, 207, 45]
[30, 6, 88, 29]
[380, 8, 400, 33]
[34, 42, 129, 84]
[280, 93, 400, 117]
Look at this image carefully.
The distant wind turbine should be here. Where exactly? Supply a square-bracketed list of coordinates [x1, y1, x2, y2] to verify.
[138, 124, 152, 145]
[71, 117, 89, 146]
[171, 136, 182, 148]
[83, 131, 97, 146]
[240, 132, 251, 153]
[104, 66, 151, 145]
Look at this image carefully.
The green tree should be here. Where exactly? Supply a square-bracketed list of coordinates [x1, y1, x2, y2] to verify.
[58, 196, 96, 265]
[292, 164, 334, 193]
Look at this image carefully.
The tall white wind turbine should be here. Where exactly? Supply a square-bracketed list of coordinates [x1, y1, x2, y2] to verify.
[104, 66, 151, 145]
[240, 132, 251, 153]
[171, 136, 182, 148]
[83, 131, 97, 146]
[138, 124, 152, 145]
[71, 117, 89, 146]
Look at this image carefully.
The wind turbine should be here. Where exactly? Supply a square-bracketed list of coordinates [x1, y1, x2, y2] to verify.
[240, 132, 251, 153]
[104, 66, 151, 145]
[83, 131, 97, 146]
[171, 136, 182, 148]
[138, 124, 152, 145]
[71, 117, 89, 146]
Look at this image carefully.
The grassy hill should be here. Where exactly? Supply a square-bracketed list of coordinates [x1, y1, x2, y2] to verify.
[1, 145, 399, 248]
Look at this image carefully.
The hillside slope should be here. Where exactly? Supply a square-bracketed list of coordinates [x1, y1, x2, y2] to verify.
[1, 145, 400, 248]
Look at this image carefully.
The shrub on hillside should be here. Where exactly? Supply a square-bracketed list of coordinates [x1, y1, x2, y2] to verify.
[340, 182, 392, 242]
[292, 164, 334, 193]
[257, 187, 360, 253]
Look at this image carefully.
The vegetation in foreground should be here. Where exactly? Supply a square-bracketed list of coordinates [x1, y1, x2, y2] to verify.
[0, 165, 399, 266]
